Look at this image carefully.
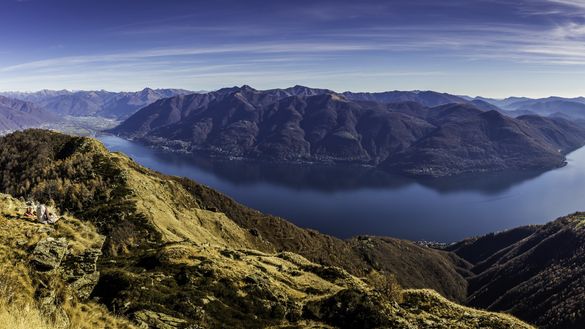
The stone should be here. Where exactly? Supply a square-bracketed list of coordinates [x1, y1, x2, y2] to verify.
[133, 310, 189, 329]
[69, 271, 101, 299]
[31, 237, 68, 271]
[62, 248, 103, 299]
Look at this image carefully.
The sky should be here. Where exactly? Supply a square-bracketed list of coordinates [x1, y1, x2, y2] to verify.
[1, 0, 585, 97]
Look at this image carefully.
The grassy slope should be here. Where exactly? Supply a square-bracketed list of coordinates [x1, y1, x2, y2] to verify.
[0, 194, 135, 329]
[170, 172, 470, 301]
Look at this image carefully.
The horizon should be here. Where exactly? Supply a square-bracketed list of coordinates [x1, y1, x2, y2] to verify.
[2, 0, 585, 98]
[1, 84, 584, 100]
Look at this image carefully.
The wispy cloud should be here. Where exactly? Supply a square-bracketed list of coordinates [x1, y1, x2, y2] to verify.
[0, 42, 382, 73]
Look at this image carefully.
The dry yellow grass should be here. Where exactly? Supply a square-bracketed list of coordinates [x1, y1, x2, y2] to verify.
[0, 194, 136, 329]
[110, 153, 258, 249]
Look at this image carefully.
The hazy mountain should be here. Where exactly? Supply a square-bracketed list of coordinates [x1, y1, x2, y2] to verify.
[478, 96, 585, 119]
[1, 88, 193, 120]
[0, 96, 56, 131]
[470, 99, 505, 112]
[343, 90, 468, 107]
[0, 89, 72, 103]
[112, 86, 585, 176]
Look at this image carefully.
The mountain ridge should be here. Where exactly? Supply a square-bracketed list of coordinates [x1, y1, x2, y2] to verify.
[0, 96, 57, 132]
[110, 85, 585, 177]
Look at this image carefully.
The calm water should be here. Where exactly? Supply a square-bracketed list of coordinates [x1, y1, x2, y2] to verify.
[99, 135, 585, 242]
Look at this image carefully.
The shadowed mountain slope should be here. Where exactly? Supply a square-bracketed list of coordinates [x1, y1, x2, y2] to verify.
[112, 86, 585, 176]
[447, 214, 585, 329]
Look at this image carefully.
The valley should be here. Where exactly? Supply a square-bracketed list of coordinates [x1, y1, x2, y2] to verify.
[4, 1, 585, 328]
[0, 129, 583, 328]
[2, 86, 585, 328]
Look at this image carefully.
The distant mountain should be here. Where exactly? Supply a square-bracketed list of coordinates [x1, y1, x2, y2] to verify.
[386, 106, 585, 176]
[111, 85, 585, 176]
[0, 89, 72, 103]
[478, 96, 585, 119]
[447, 213, 585, 329]
[343, 90, 468, 107]
[1, 88, 193, 120]
[513, 100, 585, 118]
[470, 99, 505, 112]
[0, 96, 56, 132]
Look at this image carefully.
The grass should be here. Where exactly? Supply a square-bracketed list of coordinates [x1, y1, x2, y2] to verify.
[0, 194, 137, 329]
[400, 289, 534, 329]
[0, 303, 55, 329]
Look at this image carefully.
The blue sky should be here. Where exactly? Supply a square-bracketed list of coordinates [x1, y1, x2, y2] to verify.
[1, 0, 585, 97]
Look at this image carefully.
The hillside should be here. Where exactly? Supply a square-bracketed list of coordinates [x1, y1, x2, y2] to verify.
[111, 86, 585, 176]
[0, 96, 56, 132]
[0, 194, 136, 329]
[0, 129, 532, 328]
[447, 214, 585, 329]
[386, 107, 585, 176]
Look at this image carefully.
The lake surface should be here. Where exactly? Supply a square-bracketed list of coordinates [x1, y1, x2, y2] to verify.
[99, 135, 585, 242]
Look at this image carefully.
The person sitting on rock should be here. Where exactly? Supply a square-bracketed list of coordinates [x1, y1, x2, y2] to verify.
[36, 203, 47, 223]
[24, 202, 35, 218]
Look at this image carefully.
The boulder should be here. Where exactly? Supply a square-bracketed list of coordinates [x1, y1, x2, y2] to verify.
[31, 237, 68, 271]
[62, 247, 104, 299]
[133, 310, 189, 329]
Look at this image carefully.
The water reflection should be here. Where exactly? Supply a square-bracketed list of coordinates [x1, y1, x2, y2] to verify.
[120, 144, 548, 195]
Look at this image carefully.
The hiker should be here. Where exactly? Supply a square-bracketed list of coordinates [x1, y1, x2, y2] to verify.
[36, 203, 47, 223]
[24, 202, 35, 218]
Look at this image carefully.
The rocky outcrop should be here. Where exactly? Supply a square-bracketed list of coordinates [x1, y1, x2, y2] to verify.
[61, 239, 105, 299]
[133, 310, 191, 329]
[30, 235, 104, 300]
[31, 237, 68, 271]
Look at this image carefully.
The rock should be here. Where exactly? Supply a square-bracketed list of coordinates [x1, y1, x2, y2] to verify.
[62, 247, 103, 299]
[62, 248, 102, 277]
[133, 310, 189, 329]
[31, 237, 68, 271]
[303, 289, 391, 328]
[69, 271, 101, 299]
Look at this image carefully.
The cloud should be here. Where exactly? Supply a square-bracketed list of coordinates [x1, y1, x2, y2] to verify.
[0, 42, 382, 73]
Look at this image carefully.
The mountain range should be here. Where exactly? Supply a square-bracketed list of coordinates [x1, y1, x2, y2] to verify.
[476, 96, 585, 119]
[111, 85, 585, 176]
[3, 85, 585, 176]
[0, 88, 192, 120]
[0, 96, 56, 132]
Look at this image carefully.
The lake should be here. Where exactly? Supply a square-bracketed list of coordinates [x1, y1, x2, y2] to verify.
[99, 135, 585, 242]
